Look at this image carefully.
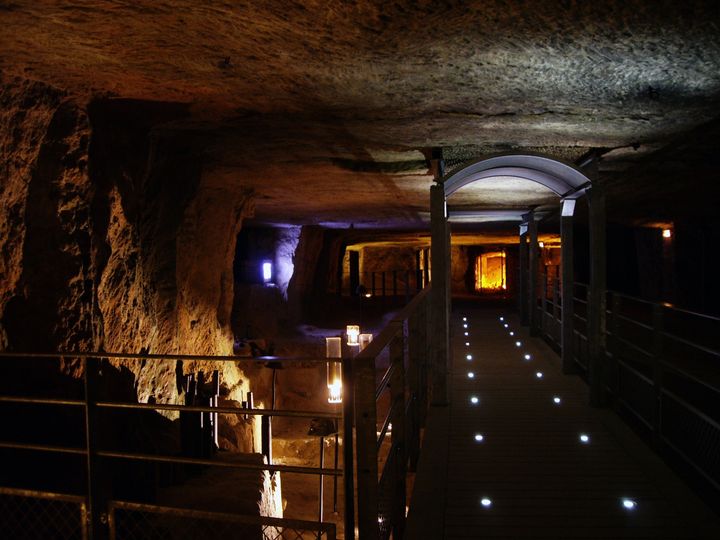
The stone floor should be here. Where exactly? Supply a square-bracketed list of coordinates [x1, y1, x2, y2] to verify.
[405, 307, 720, 539]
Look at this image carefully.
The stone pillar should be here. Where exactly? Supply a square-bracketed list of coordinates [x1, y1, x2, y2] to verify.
[518, 224, 529, 326]
[587, 179, 607, 407]
[528, 210, 539, 336]
[560, 199, 576, 374]
[430, 179, 449, 406]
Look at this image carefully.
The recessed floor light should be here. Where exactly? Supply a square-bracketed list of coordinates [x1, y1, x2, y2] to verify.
[474, 434, 484, 442]
[480, 497, 492, 507]
[465, 342, 470, 346]
[467, 372, 475, 379]
[536, 372, 543, 379]
[470, 396, 479, 404]
[515, 341, 522, 347]
[580, 434, 590, 444]
[524, 354, 531, 360]
[509, 331, 514, 336]
[466, 354, 473, 360]
[499, 317, 504, 321]
[621, 498, 637, 510]
[463, 317, 467, 321]
[464, 332, 469, 336]
[553, 396, 561, 404]
[503, 323, 509, 328]
[463, 324, 468, 328]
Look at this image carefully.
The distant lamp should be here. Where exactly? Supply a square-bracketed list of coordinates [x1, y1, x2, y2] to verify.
[662, 229, 672, 239]
[346, 325, 360, 347]
[262, 261, 273, 283]
[359, 333, 373, 351]
[326, 337, 342, 404]
[539, 241, 545, 248]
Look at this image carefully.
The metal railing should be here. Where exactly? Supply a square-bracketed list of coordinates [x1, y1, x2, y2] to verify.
[0, 287, 433, 539]
[0, 352, 346, 540]
[542, 284, 720, 493]
[343, 269, 429, 299]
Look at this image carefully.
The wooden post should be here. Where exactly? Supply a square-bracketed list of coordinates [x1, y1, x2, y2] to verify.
[518, 226, 529, 326]
[540, 269, 548, 337]
[389, 330, 406, 539]
[609, 293, 622, 410]
[353, 356, 379, 540]
[430, 182, 450, 406]
[528, 210, 539, 337]
[560, 201, 575, 374]
[652, 303, 664, 448]
[341, 357, 355, 539]
[587, 178, 607, 407]
[407, 312, 421, 471]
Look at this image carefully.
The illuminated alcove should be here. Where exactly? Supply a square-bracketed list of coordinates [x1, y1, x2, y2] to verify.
[475, 251, 507, 291]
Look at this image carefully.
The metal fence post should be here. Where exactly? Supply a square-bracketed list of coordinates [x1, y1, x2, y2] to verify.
[353, 356, 379, 540]
[84, 356, 108, 540]
[609, 293, 622, 410]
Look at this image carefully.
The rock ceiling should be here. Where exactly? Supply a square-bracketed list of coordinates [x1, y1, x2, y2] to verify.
[2, 1, 719, 230]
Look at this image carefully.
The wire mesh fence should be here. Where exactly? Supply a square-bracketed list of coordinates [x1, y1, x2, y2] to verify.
[109, 501, 336, 540]
[0, 488, 87, 540]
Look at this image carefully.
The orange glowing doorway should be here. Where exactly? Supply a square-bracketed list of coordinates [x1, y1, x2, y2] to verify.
[475, 251, 507, 291]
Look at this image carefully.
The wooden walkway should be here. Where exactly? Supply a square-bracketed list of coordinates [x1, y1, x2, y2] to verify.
[406, 307, 720, 539]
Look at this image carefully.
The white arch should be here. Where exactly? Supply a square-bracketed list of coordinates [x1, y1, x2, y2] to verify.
[442, 154, 590, 199]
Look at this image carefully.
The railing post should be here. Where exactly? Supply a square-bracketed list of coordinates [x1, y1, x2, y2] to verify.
[560, 206, 575, 374]
[389, 328, 406, 539]
[353, 355, 379, 540]
[407, 312, 422, 470]
[528, 211, 539, 337]
[341, 357, 355, 540]
[84, 356, 108, 540]
[652, 304, 664, 449]
[541, 270, 548, 337]
[609, 293, 622, 410]
[587, 178, 607, 407]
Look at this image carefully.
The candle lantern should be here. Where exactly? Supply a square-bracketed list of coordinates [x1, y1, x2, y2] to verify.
[346, 325, 360, 347]
[325, 337, 342, 404]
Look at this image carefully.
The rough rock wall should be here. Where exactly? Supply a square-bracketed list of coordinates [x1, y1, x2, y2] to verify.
[451, 245, 470, 294]
[0, 75, 94, 358]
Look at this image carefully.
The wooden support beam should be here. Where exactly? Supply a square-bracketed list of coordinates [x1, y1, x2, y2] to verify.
[528, 210, 539, 336]
[518, 227, 529, 325]
[560, 202, 575, 374]
[430, 183, 450, 406]
[587, 177, 607, 407]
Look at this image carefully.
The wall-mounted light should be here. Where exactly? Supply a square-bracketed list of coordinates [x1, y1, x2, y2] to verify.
[359, 333, 373, 351]
[325, 337, 342, 404]
[662, 229, 672, 239]
[539, 241, 545, 248]
[262, 261, 273, 283]
[346, 325, 360, 347]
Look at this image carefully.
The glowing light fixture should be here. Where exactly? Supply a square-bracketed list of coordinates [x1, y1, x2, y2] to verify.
[621, 498, 637, 510]
[359, 333, 373, 351]
[539, 241, 545, 248]
[325, 337, 342, 404]
[463, 317, 467, 321]
[468, 372, 475, 379]
[463, 324, 468, 329]
[464, 332, 469, 336]
[536, 372, 543, 379]
[470, 396, 479, 404]
[515, 341, 522, 347]
[499, 316, 504, 321]
[509, 331, 514, 336]
[346, 325, 360, 347]
[503, 323, 509, 328]
[262, 261, 272, 283]
[474, 434, 484, 442]
[466, 354, 473, 361]
[465, 342, 470, 347]
[580, 434, 590, 444]
[662, 229, 672, 239]
[480, 498, 492, 508]
[524, 354, 531, 360]
[553, 396, 561, 404]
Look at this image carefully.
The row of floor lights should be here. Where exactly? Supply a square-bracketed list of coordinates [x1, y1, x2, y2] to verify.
[497, 314, 638, 513]
[463, 316, 490, 507]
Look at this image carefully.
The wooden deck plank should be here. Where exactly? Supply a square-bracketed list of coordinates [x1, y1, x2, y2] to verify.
[405, 308, 720, 539]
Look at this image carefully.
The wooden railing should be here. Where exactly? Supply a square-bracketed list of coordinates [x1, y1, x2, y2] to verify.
[353, 286, 431, 540]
